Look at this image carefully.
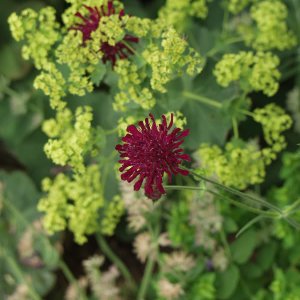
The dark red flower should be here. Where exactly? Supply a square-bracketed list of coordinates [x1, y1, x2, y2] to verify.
[71, 1, 139, 65]
[116, 114, 191, 200]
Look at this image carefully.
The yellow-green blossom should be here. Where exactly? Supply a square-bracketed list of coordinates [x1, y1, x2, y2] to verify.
[114, 60, 155, 111]
[158, 0, 211, 31]
[8, 7, 60, 69]
[100, 195, 124, 235]
[43, 106, 93, 173]
[197, 141, 267, 189]
[214, 51, 281, 96]
[226, 0, 251, 14]
[33, 62, 66, 110]
[38, 165, 104, 244]
[240, 0, 297, 50]
[143, 28, 203, 93]
[253, 104, 292, 153]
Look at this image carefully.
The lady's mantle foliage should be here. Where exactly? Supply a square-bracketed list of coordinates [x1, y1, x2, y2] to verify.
[116, 114, 190, 200]
[71, 2, 139, 66]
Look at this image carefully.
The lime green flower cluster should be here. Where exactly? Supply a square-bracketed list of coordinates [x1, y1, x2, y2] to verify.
[197, 141, 267, 189]
[42, 106, 93, 174]
[253, 104, 292, 153]
[100, 195, 125, 235]
[214, 51, 281, 97]
[114, 60, 155, 111]
[55, 31, 100, 97]
[113, 26, 202, 111]
[158, 0, 211, 30]
[143, 28, 203, 93]
[38, 165, 104, 244]
[33, 62, 66, 110]
[8, 7, 60, 70]
[226, 0, 250, 14]
[240, 0, 297, 51]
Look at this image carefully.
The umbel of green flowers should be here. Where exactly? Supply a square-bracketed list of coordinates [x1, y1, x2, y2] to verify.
[8, 1, 203, 111]
[196, 104, 292, 189]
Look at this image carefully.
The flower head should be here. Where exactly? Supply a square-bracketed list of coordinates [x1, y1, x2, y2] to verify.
[71, 1, 138, 65]
[115, 113, 190, 200]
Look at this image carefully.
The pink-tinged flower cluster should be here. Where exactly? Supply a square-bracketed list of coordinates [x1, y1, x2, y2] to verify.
[71, 1, 138, 65]
[116, 114, 191, 200]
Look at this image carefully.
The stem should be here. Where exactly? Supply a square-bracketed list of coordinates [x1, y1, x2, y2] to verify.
[3, 249, 41, 300]
[183, 91, 222, 109]
[187, 170, 283, 213]
[104, 127, 118, 135]
[165, 185, 279, 218]
[58, 260, 87, 300]
[137, 254, 156, 300]
[96, 234, 136, 289]
[232, 117, 239, 139]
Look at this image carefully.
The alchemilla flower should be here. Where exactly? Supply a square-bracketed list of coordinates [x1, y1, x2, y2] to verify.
[72, 1, 138, 65]
[116, 114, 190, 200]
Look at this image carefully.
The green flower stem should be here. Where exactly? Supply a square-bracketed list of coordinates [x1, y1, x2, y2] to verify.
[58, 260, 87, 300]
[104, 127, 118, 135]
[182, 91, 222, 108]
[137, 253, 156, 300]
[137, 221, 159, 300]
[232, 117, 239, 139]
[187, 169, 283, 214]
[3, 249, 41, 300]
[165, 185, 279, 218]
[96, 234, 136, 290]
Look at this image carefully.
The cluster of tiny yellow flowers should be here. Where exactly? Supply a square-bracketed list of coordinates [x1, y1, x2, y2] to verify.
[100, 195, 125, 235]
[42, 106, 93, 174]
[158, 0, 211, 31]
[226, 0, 250, 14]
[240, 0, 297, 51]
[114, 60, 155, 111]
[253, 104, 293, 153]
[33, 62, 66, 110]
[143, 28, 203, 93]
[197, 104, 292, 189]
[62, 0, 107, 27]
[38, 165, 104, 244]
[214, 51, 281, 97]
[197, 141, 267, 189]
[55, 31, 99, 97]
[8, 7, 60, 70]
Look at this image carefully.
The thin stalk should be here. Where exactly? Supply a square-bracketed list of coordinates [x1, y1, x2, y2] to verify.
[58, 260, 87, 300]
[232, 117, 239, 139]
[187, 169, 283, 213]
[137, 221, 159, 300]
[137, 254, 156, 300]
[183, 91, 222, 109]
[165, 185, 278, 217]
[96, 234, 136, 289]
[2, 249, 41, 300]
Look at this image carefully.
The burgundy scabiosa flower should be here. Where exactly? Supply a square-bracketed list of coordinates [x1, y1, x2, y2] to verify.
[71, 1, 139, 65]
[115, 114, 191, 200]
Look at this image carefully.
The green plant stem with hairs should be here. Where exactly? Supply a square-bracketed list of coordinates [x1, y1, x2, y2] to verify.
[95, 234, 137, 290]
[137, 205, 162, 300]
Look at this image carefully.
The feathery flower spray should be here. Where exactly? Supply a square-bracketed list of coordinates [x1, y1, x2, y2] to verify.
[116, 114, 190, 200]
[71, 1, 139, 65]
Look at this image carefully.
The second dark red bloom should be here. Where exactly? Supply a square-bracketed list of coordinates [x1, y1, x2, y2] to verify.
[116, 114, 191, 200]
[71, 1, 138, 65]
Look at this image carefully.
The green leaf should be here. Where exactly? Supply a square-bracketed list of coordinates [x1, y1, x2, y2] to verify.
[216, 264, 240, 299]
[230, 229, 257, 264]
[90, 62, 106, 86]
